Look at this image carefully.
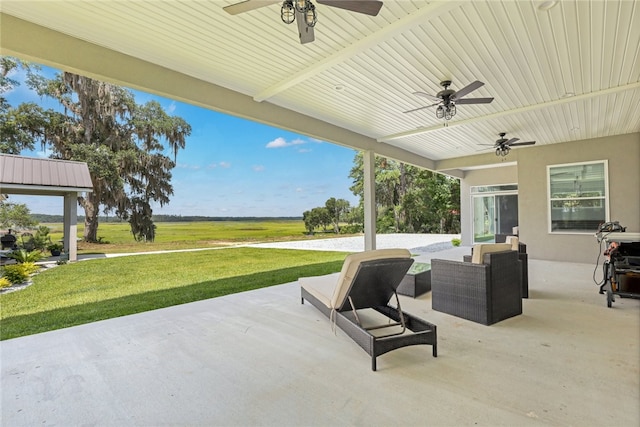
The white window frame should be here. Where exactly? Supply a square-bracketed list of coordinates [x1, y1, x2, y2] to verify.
[547, 160, 609, 234]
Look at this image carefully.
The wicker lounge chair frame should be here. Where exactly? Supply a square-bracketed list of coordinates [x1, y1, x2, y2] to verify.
[301, 257, 437, 371]
[431, 250, 522, 326]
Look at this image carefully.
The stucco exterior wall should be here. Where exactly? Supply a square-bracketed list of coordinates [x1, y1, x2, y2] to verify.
[517, 132, 640, 263]
[460, 132, 639, 263]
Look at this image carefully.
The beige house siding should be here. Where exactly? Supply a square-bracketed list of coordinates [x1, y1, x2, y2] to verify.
[460, 132, 640, 263]
[517, 132, 640, 263]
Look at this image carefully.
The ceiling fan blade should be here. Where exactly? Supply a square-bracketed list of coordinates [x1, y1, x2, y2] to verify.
[296, 9, 315, 44]
[317, 0, 383, 16]
[455, 97, 494, 104]
[413, 91, 441, 102]
[403, 103, 439, 114]
[223, 0, 279, 15]
[510, 141, 536, 147]
[504, 138, 519, 145]
[453, 80, 484, 99]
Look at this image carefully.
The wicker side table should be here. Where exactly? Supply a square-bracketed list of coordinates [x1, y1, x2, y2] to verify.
[397, 262, 431, 298]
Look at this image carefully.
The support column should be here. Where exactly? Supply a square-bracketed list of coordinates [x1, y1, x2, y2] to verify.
[363, 150, 376, 251]
[460, 179, 472, 246]
[63, 192, 79, 261]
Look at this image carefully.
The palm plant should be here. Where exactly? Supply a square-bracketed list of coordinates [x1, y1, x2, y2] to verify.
[8, 249, 44, 264]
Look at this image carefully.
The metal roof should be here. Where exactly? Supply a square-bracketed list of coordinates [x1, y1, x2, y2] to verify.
[0, 154, 93, 196]
[0, 1, 639, 172]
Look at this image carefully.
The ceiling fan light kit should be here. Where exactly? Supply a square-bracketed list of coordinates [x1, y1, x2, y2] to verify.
[225, 0, 383, 44]
[281, 1, 295, 24]
[485, 132, 536, 157]
[436, 104, 456, 120]
[404, 80, 494, 121]
[281, 0, 317, 27]
[496, 146, 511, 157]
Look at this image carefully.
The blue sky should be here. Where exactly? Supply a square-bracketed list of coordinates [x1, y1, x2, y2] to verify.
[4, 64, 359, 217]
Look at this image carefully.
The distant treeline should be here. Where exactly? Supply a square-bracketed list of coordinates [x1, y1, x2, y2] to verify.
[33, 214, 302, 223]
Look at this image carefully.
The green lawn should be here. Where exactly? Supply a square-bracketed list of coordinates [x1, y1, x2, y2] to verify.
[0, 247, 348, 340]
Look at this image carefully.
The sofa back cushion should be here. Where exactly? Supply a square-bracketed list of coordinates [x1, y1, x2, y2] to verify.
[331, 248, 411, 309]
[505, 235, 519, 251]
[471, 243, 512, 264]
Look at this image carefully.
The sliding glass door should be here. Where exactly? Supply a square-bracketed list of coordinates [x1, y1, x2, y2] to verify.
[472, 185, 518, 243]
[473, 196, 495, 242]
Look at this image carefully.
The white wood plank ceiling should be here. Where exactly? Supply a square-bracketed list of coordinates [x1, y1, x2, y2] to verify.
[2, 0, 639, 163]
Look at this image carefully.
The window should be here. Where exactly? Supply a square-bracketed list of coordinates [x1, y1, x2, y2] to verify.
[471, 184, 518, 193]
[548, 161, 608, 233]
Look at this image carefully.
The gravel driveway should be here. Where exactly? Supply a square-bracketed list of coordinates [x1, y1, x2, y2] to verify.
[247, 233, 461, 253]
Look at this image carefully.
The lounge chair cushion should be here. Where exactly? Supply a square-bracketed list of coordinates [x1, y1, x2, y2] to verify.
[471, 243, 512, 264]
[299, 248, 411, 309]
[298, 273, 339, 308]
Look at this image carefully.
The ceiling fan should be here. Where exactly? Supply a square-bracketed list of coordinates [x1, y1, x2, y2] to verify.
[479, 133, 536, 157]
[404, 80, 494, 120]
[223, 0, 383, 44]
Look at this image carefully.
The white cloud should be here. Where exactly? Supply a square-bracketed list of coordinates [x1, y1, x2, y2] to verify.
[208, 161, 231, 169]
[167, 101, 177, 114]
[253, 165, 265, 172]
[266, 137, 288, 148]
[176, 163, 201, 170]
[266, 137, 307, 148]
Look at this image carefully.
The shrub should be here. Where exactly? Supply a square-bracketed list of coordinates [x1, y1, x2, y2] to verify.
[33, 226, 52, 251]
[47, 243, 64, 252]
[8, 249, 44, 264]
[340, 224, 363, 234]
[0, 276, 11, 289]
[1, 265, 29, 284]
[451, 238, 462, 247]
[20, 262, 40, 275]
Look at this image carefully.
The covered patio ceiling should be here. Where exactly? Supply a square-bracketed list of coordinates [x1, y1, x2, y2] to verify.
[2, 1, 639, 176]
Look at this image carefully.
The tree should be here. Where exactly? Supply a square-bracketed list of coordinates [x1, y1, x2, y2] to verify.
[349, 153, 407, 232]
[348, 152, 460, 234]
[402, 170, 460, 233]
[0, 57, 47, 154]
[0, 202, 37, 230]
[7, 63, 192, 242]
[324, 197, 350, 233]
[302, 207, 331, 234]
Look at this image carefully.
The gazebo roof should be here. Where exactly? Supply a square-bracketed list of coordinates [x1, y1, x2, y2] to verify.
[0, 154, 93, 196]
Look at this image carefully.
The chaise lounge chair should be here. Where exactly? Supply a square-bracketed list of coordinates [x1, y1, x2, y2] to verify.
[299, 248, 437, 371]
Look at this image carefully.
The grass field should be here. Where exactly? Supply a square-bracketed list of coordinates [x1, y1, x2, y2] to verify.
[0, 247, 348, 340]
[40, 219, 346, 254]
[1, 220, 357, 339]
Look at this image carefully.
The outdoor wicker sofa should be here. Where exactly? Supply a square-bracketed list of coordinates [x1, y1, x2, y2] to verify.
[431, 244, 522, 326]
[464, 236, 529, 298]
[299, 248, 437, 371]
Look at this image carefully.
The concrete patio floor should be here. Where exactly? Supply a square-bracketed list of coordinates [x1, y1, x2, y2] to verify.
[1, 246, 639, 426]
